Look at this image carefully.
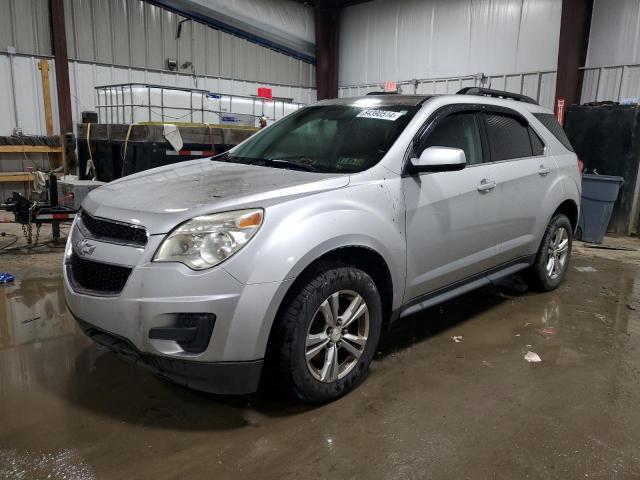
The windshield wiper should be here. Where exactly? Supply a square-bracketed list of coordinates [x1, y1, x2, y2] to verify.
[213, 153, 319, 172]
[263, 158, 318, 172]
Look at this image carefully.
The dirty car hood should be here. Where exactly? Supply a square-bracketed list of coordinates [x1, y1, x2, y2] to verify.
[83, 159, 350, 234]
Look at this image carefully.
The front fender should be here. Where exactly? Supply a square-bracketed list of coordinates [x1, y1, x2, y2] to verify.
[221, 179, 407, 360]
[224, 180, 406, 299]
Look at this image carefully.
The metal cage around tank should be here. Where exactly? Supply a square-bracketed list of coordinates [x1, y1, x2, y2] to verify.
[94, 83, 305, 127]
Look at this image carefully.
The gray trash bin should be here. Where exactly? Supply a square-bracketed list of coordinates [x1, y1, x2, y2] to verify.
[577, 174, 624, 244]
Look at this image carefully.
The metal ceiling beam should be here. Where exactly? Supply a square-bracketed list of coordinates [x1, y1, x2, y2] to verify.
[149, 0, 316, 64]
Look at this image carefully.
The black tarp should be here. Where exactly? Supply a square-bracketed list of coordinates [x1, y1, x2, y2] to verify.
[564, 105, 640, 235]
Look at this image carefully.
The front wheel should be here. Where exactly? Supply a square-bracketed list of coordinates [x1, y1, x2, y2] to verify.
[525, 214, 573, 291]
[272, 264, 382, 404]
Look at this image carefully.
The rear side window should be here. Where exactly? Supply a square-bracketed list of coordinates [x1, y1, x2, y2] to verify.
[529, 127, 545, 156]
[484, 113, 533, 161]
[533, 113, 575, 152]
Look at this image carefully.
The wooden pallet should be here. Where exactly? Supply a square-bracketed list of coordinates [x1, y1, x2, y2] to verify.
[0, 145, 63, 154]
[0, 171, 59, 183]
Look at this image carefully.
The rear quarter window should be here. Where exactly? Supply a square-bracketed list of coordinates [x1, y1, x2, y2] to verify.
[533, 113, 575, 152]
[484, 113, 533, 161]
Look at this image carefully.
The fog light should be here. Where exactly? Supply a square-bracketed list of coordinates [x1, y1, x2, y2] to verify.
[149, 313, 216, 353]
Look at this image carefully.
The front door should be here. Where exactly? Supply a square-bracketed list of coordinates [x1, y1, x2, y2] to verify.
[403, 109, 499, 302]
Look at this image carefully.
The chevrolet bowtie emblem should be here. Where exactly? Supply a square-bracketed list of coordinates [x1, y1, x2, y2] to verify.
[76, 239, 96, 257]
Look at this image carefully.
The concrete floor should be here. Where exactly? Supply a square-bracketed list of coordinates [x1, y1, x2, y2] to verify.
[1, 225, 640, 479]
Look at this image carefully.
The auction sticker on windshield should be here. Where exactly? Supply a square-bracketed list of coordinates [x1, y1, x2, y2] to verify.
[356, 109, 406, 121]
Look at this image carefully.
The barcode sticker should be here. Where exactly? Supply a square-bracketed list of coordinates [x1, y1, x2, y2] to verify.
[356, 109, 406, 121]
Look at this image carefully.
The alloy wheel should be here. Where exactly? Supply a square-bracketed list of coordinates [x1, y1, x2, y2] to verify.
[304, 290, 369, 383]
[546, 226, 569, 280]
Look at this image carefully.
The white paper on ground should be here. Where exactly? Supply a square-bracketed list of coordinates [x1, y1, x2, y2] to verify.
[524, 351, 542, 363]
[575, 266, 597, 272]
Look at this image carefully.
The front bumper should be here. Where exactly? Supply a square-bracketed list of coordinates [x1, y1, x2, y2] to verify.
[73, 314, 263, 394]
[64, 217, 292, 366]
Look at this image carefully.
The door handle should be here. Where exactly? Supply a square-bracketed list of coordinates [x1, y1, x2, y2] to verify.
[477, 179, 496, 192]
[538, 165, 551, 176]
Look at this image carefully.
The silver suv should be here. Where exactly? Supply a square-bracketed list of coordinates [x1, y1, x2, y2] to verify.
[64, 89, 581, 403]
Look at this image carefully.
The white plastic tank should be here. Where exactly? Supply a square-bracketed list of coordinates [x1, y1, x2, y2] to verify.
[96, 84, 304, 127]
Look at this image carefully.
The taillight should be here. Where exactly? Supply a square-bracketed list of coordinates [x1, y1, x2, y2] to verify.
[577, 159, 584, 176]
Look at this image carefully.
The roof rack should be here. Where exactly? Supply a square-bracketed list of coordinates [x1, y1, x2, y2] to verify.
[456, 87, 538, 105]
[365, 91, 398, 95]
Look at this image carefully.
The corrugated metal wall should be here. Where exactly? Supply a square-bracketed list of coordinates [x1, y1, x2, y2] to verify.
[0, 0, 52, 56]
[0, 0, 316, 200]
[0, 0, 317, 138]
[68, 60, 317, 127]
[338, 0, 562, 109]
[338, 71, 558, 109]
[62, 0, 314, 88]
[580, 0, 640, 103]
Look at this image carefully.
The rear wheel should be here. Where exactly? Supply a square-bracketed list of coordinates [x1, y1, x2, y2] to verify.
[525, 214, 573, 291]
[272, 263, 382, 403]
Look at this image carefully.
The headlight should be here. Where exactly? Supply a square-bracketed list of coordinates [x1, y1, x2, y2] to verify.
[153, 209, 263, 270]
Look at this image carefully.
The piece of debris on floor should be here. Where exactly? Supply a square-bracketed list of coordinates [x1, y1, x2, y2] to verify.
[21, 316, 41, 324]
[0, 272, 15, 283]
[575, 266, 598, 272]
[627, 304, 637, 311]
[524, 351, 542, 363]
[541, 326, 557, 337]
[451, 336, 463, 343]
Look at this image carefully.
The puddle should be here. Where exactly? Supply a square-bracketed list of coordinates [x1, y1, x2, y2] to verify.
[0, 275, 73, 350]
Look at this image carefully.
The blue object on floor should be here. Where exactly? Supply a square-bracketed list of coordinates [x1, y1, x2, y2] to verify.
[0, 272, 15, 283]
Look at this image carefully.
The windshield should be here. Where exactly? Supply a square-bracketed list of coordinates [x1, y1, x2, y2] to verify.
[223, 104, 420, 173]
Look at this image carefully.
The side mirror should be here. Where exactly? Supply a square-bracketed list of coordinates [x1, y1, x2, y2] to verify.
[409, 146, 467, 173]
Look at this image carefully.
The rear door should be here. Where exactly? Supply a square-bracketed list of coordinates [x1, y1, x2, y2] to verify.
[482, 109, 556, 263]
[403, 106, 499, 301]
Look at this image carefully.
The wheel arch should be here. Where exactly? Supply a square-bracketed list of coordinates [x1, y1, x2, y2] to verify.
[552, 198, 579, 233]
[261, 245, 395, 379]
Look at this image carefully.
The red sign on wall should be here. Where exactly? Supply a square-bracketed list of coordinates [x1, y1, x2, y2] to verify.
[384, 81, 397, 92]
[258, 87, 273, 100]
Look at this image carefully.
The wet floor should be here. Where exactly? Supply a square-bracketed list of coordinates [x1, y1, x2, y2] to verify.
[1, 239, 640, 479]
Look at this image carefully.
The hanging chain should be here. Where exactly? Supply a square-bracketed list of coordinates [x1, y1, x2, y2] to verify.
[34, 223, 41, 246]
[21, 201, 39, 245]
[22, 222, 32, 245]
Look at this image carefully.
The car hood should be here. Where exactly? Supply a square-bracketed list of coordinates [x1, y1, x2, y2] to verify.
[83, 159, 350, 234]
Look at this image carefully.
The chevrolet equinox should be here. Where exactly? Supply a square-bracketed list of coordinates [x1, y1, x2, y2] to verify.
[65, 89, 581, 403]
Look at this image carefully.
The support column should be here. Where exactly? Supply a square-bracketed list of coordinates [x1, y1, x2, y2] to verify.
[49, 0, 73, 136]
[555, 0, 594, 108]
[315, 0, 340, 100]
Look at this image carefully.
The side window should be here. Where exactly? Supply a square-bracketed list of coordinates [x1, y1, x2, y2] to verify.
[529, 126, 545, 156]
[484, 113, 533, 161]
[418, 112, 483, 165]
[533, 113, 575, 152]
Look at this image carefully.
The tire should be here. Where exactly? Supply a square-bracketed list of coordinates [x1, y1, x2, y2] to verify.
[525, 214, 573, 291]
[271, 262, 382, 404]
